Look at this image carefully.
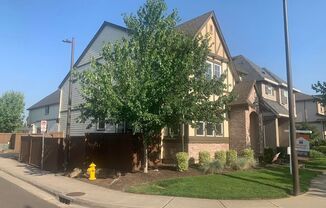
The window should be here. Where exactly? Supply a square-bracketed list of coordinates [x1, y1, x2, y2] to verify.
[44, 106, 49, 115]
[206, 123, 214, 136]
[215, 123, 223, 136]
[265, 84, 274, 96]
[214, 64, 222, 78]
[281, 89, 288, 105]
[196, 122, 223, 136]
[97, 119, 105, 131]
[205, 62, 213, 80]
[196, 122, 205, 136]
[169, 125, 181, 138]
[206, 62, 222, 79]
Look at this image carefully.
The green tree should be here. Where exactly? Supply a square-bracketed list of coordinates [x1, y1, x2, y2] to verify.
[312, 81, 326, 105]
[77, 0, 234, 172]
[0, 91, 25, 133]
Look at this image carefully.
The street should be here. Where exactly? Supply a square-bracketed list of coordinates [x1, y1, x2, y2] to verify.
[0, 176, 59, 208]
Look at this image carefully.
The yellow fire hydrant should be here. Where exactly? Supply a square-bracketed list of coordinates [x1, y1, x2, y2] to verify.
[87, 162, 96, 181]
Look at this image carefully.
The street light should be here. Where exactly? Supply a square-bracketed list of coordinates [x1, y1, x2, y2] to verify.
[63, 37, 75, 171]
[282, 0, 300, 195]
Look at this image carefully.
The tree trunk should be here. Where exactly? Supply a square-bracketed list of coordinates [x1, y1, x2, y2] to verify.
[143, 141, 148, 173]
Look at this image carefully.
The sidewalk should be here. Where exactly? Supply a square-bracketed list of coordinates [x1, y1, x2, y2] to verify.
[0, 155, 325, 208]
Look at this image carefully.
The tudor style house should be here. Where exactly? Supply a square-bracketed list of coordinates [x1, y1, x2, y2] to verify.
[230, 55, 299, 155]
[296, 92, 326, 139]
[27, 90, 60, 133]
[58, 11, 238, 162]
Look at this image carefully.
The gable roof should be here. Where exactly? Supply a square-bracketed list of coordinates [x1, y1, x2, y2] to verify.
[262, 99, 289, 117]
[233, 55, 300, 91]
[58, 21, 129, 88]
[176, 11, 213, 37]
[231, 80, 256, 106]
[27, 90, 60, 110]
[59, 11, 240, 88]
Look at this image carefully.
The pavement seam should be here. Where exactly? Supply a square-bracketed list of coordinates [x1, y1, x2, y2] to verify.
[161, 197, 175, 208]
[269, 200, 282, 208]
[218, 200, 227, 208]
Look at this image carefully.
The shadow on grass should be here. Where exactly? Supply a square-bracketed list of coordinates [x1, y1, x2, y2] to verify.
[222, 173, 291, 195]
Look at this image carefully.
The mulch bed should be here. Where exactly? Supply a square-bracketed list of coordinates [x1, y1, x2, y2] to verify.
[78, 165, 203, 191]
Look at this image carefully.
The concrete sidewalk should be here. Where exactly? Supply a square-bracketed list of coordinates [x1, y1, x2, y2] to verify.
[0, 156, 325, 208]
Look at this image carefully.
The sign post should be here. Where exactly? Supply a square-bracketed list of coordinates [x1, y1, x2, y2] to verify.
[40, 120, 47, 170]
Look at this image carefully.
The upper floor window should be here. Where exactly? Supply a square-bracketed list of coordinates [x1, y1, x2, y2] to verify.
[318, 102, 325, 115]
[265, 84, 275, 96]
[44, 106, 49, 115]
[196, 122, 205, 136]
[206, 61, 222, 80]
[97, 119, 105, 131]
[281, 89, 288, 105]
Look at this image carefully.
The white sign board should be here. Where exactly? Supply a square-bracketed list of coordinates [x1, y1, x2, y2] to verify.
[295, 137, 310, 152]
[40, 120, 47, 133]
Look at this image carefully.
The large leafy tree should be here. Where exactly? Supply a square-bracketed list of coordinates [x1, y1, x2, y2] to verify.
[77, 0, 234, 172]
[312, 81, 326, 106]
[0, 91, 25, 133]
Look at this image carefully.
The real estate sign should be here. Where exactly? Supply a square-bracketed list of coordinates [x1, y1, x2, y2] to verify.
[295, 137, 310, 156]
[40, 120, 47, 133]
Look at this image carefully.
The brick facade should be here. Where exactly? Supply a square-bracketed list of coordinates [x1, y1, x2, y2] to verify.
[188, 143, 229, 162]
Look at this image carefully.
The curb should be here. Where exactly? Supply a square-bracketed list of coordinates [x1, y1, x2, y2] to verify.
[0, 163, 135, 208]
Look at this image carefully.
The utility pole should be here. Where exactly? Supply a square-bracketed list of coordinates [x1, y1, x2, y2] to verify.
[63, 37, 75, 171]
[282, 0, 300, 195]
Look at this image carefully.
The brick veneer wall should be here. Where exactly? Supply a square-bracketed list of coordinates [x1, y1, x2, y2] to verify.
[188, 143, 229, 162]
[229, 107, 247, 152]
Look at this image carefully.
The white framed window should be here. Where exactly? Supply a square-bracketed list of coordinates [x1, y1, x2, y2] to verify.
[196, 122, 205, 136]
[205, 62, 213, 80]
[215, 123, 223, 136]
[214, 64, 222, 78]
[206, 123, 214, 136]
[281, 89, 288, 105]
[265, 84, 275, 96]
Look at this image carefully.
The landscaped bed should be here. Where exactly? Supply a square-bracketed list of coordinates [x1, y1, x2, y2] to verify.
[127, 164, 323, 199]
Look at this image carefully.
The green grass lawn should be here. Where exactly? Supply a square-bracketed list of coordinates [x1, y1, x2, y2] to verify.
[304, 158, 326, 170]
[128, 165, 322, 199]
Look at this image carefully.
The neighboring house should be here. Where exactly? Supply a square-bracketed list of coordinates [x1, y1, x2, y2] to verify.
[58, 11, 238, 162]
[231, 55, 300, 154]
[27, 90, 60, 133]
[296, 92, 326, 139]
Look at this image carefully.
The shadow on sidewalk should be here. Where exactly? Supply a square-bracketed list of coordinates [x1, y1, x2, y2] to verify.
[306, 174, 326, 198]
[16, 164, 51, 176]
[0, 152, 19, 160]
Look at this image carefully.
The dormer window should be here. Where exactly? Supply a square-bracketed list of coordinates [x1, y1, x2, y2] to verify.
[265, 84, 275, 96]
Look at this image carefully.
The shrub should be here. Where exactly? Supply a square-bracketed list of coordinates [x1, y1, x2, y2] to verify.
[314, 146, 326, 155]
[242, 148, 254, 160]
[263, 148, 275, 164]
[276, 147, 289, 162]
[202, 160, 224, 174]
[233, 157, 257, 170]
[198, 151, 211, 166]
[226, 150, 237, 167]
[176, 152, 188, 172]
[309, 150, 325, 159]
[214, 151, 226, 166]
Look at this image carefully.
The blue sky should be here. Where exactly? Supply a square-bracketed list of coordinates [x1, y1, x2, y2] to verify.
[1, 0, 325, 113]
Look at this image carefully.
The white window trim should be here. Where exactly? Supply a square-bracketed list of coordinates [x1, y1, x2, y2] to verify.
[206, 123, 215, 137]
[196, 122, 205, 136]
[265, 84, 274, 96]
[214, 63, 222, 78]
[215, 122, 224, 137]
[206, 61, 213, 80]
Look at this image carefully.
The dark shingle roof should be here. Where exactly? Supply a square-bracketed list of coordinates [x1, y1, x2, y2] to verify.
[176, 11, 213, 37]
[262, 99, 289, 117]
[231, 80, 256, 105]
[296, 92, 314, 101]
[27, 90, 60, 110]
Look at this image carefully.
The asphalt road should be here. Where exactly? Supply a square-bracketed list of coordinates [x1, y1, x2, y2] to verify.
[0, 176, 59, 208]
